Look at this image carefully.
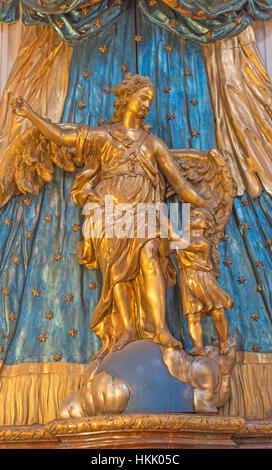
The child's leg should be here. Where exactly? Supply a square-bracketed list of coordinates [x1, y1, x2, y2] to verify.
[211, 308, 229, 354]
[187, 312, 205, 356]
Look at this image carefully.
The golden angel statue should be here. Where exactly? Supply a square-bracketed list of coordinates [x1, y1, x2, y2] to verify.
[10, 73, 235, 361]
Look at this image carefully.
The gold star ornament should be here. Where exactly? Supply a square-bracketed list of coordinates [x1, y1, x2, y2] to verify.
[251, 313, 260, 321]
[184, 68, 192, 76]
[256, 260, 264, 267]
[223, 258, 232, 267]
[54, 353, 63, 361]
[56, 20, 64, 29]
[191, 98, 199, 106]
[134, 34, 142, 43]
[69, 328, 78, 337]
[23, 197, 32, 206]
[72, 224, 81, 232]
[46, 312, 54, 320]
[38, 333, 47, 343]
[32, 288, 40, 297]
[77, 101, 86, 109]
[95, 19, 102, 28]
[98, 45, 107, 53]
[9, 312, 16, 322]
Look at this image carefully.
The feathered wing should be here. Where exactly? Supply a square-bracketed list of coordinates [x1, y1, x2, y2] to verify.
[169, 147, 236, 277]
[0, 125, 84, 208]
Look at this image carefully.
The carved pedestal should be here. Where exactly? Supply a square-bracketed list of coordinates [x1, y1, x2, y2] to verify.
[0, 414, 272, 449]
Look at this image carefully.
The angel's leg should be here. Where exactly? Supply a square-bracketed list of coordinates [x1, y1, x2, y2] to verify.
[112, 281, 135, 350]
[139, 240, 182, 349]
[187, 312, 205, 356]
[212, 308, 229, 355]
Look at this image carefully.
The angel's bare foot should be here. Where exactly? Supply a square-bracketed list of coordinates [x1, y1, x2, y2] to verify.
[189, 346, 205, 356]
[153, 329, 182, 349]
[113, 329, 134, 352]
[219, 342, 230, 355]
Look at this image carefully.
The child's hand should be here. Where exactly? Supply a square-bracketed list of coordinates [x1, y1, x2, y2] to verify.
[11, 97, 33, 119]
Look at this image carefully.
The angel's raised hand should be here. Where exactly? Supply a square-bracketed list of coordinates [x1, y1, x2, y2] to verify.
[10, 97, 32, 118]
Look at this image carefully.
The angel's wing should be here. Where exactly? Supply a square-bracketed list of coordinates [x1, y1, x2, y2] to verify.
[0, 125, 84, 208]
[169, 147, 236, 277]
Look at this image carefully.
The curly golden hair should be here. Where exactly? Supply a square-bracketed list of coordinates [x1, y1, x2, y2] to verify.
[109, 73, 154, 124]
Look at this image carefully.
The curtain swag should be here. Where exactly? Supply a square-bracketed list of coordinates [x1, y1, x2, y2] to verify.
[1, 0, 272, 43]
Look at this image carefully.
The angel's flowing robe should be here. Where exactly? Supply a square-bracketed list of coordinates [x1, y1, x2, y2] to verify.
[70, 123, 176, 342]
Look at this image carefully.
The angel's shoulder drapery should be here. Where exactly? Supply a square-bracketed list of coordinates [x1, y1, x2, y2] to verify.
[73, 123, 109, 164]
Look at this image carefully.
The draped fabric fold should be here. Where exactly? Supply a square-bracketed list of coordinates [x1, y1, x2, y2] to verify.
[203, 25, 272, 198]
[1, 0, 272, 42]
[0, 19, 24, 97]
[0, 24, 74, 206]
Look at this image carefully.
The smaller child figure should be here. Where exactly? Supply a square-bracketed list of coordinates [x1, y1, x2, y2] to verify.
[177, 208, 233, 356]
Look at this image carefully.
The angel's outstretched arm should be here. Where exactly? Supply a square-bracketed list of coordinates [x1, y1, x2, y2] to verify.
[11, 97, 77, 147]
[155, 137, 206, 208]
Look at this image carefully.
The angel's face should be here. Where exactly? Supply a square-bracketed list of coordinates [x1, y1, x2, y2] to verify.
[126, 86, 154, 119]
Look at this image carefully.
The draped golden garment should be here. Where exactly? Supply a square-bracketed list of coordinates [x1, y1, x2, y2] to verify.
[71, 123, 177, 345]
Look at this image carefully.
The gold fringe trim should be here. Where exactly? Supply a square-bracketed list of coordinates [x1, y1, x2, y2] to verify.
[0, 362, 89, 426]
[221, 361, 272, 420]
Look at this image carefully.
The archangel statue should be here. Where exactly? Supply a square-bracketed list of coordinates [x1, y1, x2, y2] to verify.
[10, 73, 237, 417]
[11, 73, 208, 355]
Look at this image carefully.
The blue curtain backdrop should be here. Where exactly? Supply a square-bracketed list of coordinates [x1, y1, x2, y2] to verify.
[0, 0, 271, 370]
